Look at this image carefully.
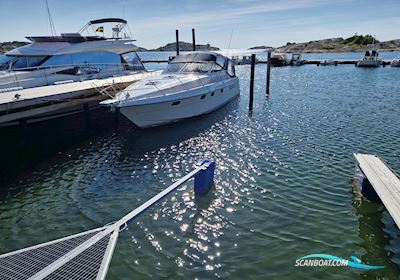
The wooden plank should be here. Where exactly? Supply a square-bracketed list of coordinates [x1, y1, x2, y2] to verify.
[354, 153, 400, 227]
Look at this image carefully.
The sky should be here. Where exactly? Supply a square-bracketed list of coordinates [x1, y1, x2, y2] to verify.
[0, 0, 399, 49]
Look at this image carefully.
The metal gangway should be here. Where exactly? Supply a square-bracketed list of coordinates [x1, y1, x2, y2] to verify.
[0, 160, 215, 280]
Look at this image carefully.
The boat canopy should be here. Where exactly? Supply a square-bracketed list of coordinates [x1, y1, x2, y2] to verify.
[89, 18, 127, 25]
[170, 52, 227, 67]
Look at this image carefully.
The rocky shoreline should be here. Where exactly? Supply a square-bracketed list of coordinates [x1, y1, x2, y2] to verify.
[251, 36, 400, 53]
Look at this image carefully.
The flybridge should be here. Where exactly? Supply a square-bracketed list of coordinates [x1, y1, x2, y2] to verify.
[78, 18, 132, 40]
[25, 18, 133, 44]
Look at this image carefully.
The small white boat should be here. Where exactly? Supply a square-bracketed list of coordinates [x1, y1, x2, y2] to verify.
[356, 50, 382, 67]
[290, 53, 305, 66]
[391, 57, 400, 67]
[270, 53, 290, 67]
[231, 55, 258, 65]
[101, 52, 240, 128]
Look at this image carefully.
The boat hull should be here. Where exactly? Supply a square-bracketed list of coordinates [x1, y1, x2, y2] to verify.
[356, 61, 381, 67]
[119, 77, 240, 128]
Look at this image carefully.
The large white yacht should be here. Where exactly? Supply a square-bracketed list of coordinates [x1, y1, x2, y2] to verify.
[0, 18, 146, 91]
[101, 52, 240, 128]
[0, 18, 161, 128]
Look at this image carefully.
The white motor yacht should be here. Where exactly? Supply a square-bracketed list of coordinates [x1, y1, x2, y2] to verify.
[101, 52, 240, 128]
[0, 18, 161, 128]
[0, 18, 146, 91]
[356, 50, 382, 67]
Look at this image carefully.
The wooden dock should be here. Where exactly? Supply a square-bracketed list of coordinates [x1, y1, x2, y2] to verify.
[354, 153, 400, 228]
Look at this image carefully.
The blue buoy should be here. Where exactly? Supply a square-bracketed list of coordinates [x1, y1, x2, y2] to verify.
[194, 160, 215, 195]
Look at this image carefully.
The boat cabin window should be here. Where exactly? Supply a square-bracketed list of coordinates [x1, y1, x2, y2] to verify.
[42, 52, 121, 68]
[11, 56, 48, 70]
[216, 56, 226, 68]
[121, 52, 145, 70]
[227, 60, 235, 77]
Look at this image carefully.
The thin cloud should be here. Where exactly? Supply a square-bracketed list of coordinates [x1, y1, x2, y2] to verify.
[131, 0, 336, 31]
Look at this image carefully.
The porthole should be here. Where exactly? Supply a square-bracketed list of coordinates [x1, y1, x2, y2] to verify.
[211, 92, 215, 96]
[200, 95, 206, 99]
[172, 101, 181, 106]
[220, 88, 224, 93]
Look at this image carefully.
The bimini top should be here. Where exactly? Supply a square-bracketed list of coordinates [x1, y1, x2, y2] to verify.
[170, 52, 228, 67]
[89, 18, 127, 25]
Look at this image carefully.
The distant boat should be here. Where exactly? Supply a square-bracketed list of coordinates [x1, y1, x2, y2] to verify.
[231, 55, 257, 65]
[318, 59, 337, 66]
[356, 50, 382, 67]
[290, 53, 306, 66]
[270, 53, 290, 67]
[101, 52, 240, 128]
[391, 57, 400, 67]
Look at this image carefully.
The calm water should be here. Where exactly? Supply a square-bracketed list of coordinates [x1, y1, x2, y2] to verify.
[1, 52, 400, 279]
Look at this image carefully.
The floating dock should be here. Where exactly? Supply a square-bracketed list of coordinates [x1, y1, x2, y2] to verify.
[354, 153, 400, 228]
[141, 59, 392, 66]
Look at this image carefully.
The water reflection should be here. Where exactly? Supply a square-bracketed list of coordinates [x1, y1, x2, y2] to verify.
[352, 177, 400, 278]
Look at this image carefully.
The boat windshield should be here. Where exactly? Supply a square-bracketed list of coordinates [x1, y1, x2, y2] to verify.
[0, 56, 12, 70]
[164, 62, 222, 74]
[10, 56, 49, 70]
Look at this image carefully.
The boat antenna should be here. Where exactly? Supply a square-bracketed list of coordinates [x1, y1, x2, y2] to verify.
[45, 0, 57, 36]
[226, 29, 234, 56]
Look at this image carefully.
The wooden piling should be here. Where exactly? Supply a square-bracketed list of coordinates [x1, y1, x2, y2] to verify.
[249, 54, 256, 111]
[266, 52, 271, 96]
[175, 29, 180, 55]
[192, 29, 196, 51]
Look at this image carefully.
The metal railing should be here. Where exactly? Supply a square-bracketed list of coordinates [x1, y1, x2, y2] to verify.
[0, 160, 215, 280]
